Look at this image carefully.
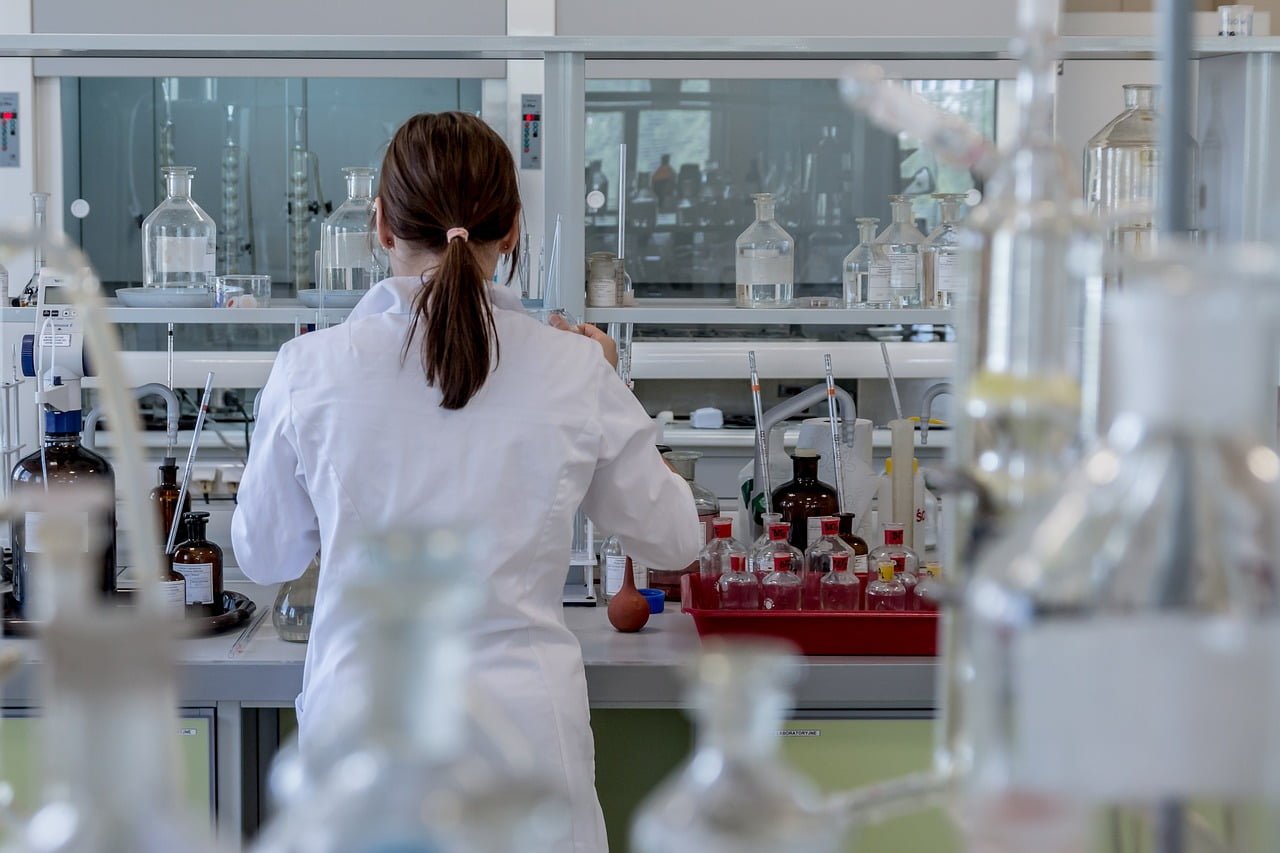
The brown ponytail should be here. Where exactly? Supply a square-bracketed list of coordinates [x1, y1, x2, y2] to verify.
[379, 112, 521, 410]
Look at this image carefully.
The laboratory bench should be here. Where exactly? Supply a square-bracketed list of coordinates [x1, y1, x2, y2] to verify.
[0, 582, 941, 849]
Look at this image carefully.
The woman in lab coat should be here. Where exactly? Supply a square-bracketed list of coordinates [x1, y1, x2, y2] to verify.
[232, 112, 702, 852]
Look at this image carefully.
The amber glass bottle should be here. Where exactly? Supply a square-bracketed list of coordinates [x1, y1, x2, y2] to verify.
[770, 449, 839, 551]
[172, 511, 223, 618]
[150, 457, 191, 547]
[7, 410, 116, 620]
[837, 512, 871, 607]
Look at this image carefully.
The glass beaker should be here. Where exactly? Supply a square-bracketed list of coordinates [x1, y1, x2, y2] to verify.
[842, 217, 882, 308]
[272, 556, 320, 643]
[922, 193, 968, 308]
[961, 246, 1280, 852]
[870, 195, 925, 307]
[735, 193, 795, 309]
[320, 166, 378, 295]
[631, 639, 840, 852]
[652, 451, 719, 600]
[142, 166, 217, 288]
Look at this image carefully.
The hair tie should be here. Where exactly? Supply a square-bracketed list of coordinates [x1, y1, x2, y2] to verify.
[446, 227, 469, 244]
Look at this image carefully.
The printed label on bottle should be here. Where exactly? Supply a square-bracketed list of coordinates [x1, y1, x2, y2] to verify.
[807, 517, 824, 550]
[891, 554, 906, 573]
[587, 278, 618, 307]
[604, 555, 628, 598]
[854, 554, 869, 574]
[203, 246, 216, 275]
[179, 562, 215, 605]
[333, 232, 369, 268]
[888, 251, 919, 291]
[24, 512, 89, 554]
[160, 579, 186, 616]
[866, 261, 893, 302]
[936, 253, 966, 294]
[156, 236, 212, 275]
[632, 563, 649, 590]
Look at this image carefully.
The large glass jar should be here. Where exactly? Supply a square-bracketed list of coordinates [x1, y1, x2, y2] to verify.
[651, 450, 719, 600]
[272, 556, 320, 643]
[1085, 83, 1160, 261]
[922, 193, 968, 308]
[770, 450, 839, 551]
[320, 167, 378, 297]
[869, 194, 925, 307]
[735, 193, 794, 309]
[142, 166, 217, 288]
[841, 217, 881, 308]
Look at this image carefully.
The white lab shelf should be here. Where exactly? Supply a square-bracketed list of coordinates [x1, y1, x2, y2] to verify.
[629, 340, 954, 380]
[583, 299, 953, 325]
[1, 300, 350, 325]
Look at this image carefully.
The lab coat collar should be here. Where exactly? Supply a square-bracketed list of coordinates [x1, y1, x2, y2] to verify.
[347, 274, 526, 321]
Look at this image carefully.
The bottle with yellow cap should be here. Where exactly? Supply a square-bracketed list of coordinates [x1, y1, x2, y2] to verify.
[865, 560, 906, 611]
[913, 562, 944, 613]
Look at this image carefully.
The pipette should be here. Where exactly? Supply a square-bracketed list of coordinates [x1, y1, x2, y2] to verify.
[748, 351, 772, 514]
[880, 341, 904, 421]
[165, 373, 215, 555]
[824, 354, 847, 514]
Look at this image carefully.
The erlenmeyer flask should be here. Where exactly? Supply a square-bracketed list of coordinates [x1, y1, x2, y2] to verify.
[961, 246, 1280, 851]
[631, 639, 843, 853]
[253, 527, 569, 853]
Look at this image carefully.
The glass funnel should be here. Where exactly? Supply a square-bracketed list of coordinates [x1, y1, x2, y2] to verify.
[842, 217, 882, 308]
[631, 639, 842, 853]
[735, 193, 795, 309]
[960, 247, 1280, 852]
[922, 193, 968, 308]
[870, 195, 925, 307]
[141, 166, 217, 288]
[253, 527, 569, 853]
[320, 167, 379, 295]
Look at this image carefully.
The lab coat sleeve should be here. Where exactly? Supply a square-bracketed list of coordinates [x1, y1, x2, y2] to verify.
[231, 347, 321, 585]
[579, 357, 704, 572]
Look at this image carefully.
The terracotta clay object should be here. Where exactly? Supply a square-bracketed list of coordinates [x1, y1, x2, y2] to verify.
[607, 558, 651, 633]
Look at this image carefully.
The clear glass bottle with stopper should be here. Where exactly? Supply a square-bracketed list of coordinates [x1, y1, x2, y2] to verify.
[749, 521, 803, 585]
[735, 192, 794, 309]
[254, 527, 571, 853]
[142, 166, 217, 289]
[760, 552, 801, 611]
[698, 517, 746, 608]
[869, 195, 925, 307]
[631, 639, 843, 853]
[320, 167, 379, 297]
[820, 551, 860, 611]
[717, 553, 761, 610]
[865, 561, 906, 611]
[803, 516, 853, 610]
[922, 193, 968, 308]
[869, 522, 919, 601]
[842, 217, 882, 308]
[272, 555, 320, 643]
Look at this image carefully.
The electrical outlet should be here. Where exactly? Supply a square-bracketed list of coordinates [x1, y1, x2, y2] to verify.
[777, 383, 806, 398]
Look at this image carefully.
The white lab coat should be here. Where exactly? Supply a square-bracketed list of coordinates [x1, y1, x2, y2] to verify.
[232, 276, 702, 853]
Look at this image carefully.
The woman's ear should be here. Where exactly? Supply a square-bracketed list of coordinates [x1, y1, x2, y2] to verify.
[501, 211, 521, 254]
[374, 199, 395, 250]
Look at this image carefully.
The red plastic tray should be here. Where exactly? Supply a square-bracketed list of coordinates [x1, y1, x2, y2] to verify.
[679, 574, 938, 656]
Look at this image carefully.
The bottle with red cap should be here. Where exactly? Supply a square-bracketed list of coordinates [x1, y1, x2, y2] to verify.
[697, 517, 746, 607]
[865, 561, 907, 611]
[820, 552, 860, 611]
[716, 553, 761, 610]
[748, 521, 803, 585]
[868, 521, 920, 604]
[802, 516, 854, 610]
[760, 552, 801, 611]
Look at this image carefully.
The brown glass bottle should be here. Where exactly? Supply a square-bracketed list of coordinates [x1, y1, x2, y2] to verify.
[7, 411, 116, 620]
[838, 512, 871, 609]
[172, 511, 223, 618]
[770, 449, 839, 551]
[150, 457, 191, 548]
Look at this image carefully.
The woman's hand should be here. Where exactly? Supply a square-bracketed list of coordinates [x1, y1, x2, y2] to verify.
[550, 314, 619, 369]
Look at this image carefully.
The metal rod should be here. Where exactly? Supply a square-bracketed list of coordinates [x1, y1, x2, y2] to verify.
[617, 142, 627, 261]
[880, 341, 903, 420]
[165, 373, 215, 555]
[748, 351, 772, 515]
[824, 354, 847, 514]
[1157, 0, 1193, 234]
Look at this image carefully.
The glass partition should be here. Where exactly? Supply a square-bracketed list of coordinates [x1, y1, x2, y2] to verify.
[584, 77, 997, 302]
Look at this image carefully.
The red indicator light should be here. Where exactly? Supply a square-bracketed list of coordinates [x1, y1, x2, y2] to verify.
[1, 113, 13, 120]
[523, 114, 538, 121]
